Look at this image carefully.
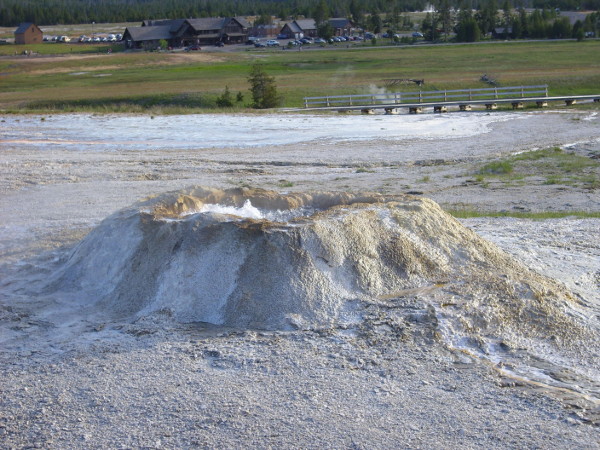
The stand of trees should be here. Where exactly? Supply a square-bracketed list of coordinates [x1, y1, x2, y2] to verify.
[0, 0, 598, 28]
[449, 3, 600, 42]
[0, 0, 424, 27]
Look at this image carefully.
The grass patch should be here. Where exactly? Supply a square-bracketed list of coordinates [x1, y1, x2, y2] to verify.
[544, 175, 563, 185]
[479, 161, 513, 175]
[475, 147, 600, 189]
[278, 180, 294, 188]
[446, 209, 600, 219]
[22, 92, 253, 113]
[1, 40, 600, 112]
[0, 43, 125, 56]
[24, 93, 219, 112]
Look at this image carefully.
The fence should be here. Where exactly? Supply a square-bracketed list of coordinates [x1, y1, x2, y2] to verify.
[303, 85, 549, 108]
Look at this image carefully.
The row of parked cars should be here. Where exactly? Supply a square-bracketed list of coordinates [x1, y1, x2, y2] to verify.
[246, 31, 425, 49]
[43, 35, 72, 42]
[42, 34, 122, 43]
[249, 35, 367, 48]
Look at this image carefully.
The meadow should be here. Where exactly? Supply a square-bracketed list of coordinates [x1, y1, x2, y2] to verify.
[0, 39, 599, 112]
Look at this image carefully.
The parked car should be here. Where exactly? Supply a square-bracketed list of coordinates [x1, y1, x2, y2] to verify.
[246, 37, 259, 45]
[266, 39, 280, 47]
[254, 42, 266, 48]
[314, 38, 326, 44]
[186, 45, 201, 51]
[214, 41, 224, 47]
[277, 33, 289, 39]
[412, 32, 424, 38]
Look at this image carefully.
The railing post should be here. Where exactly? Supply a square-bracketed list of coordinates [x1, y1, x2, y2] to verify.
[419, 90, 422, 103]
[469, 89, 472, 101]
[495, 87, 498, 99]
[521, 86, 524, 98]
[304, 98, 308, 108]
[326, 97, 330, 107]
[444, 90, 447, 101]
[349, 95, 353, 106]
[545, 85, 548, 97]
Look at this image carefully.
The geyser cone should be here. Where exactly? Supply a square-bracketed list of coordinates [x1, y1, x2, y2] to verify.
[48, 187, 589, 345]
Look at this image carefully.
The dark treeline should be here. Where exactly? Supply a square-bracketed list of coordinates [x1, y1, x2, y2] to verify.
[429, 5, 600, 43]
[0, 0, 598, 27]
[2, 0, 421, 26]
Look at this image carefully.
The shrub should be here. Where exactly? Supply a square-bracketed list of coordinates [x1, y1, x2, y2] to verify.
[215, 86, 234, 107]
[479, 160, 513, 175]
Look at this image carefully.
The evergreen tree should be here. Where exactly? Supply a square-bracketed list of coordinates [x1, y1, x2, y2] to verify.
[501, 0, 512, 38]
[349, 0, 364, 26]
[216, 86, 234, 107]
[422, 11, 440, 39]
[455, 4, 481, 41]
[518, 6, 528, 38]
[314, 0, 330, 26]
[572, 20, 584, 40]
[317, 21, 334, 39]
[369, 11, 383, 33]
[436, 0, 453, 41]
[248, 64, 281, 109]
[476, 0, 498, 36]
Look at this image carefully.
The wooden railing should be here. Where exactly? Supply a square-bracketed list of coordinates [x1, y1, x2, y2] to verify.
[303, 85, 549, 108]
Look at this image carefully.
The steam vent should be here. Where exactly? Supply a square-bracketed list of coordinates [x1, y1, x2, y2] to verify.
[50, 187, 590, 346]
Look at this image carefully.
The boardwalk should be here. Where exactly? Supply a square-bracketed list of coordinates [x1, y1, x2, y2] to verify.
[297, 85, 600, 114]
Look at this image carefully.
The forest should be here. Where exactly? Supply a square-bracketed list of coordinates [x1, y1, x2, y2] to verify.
[0, 0, 599, 27]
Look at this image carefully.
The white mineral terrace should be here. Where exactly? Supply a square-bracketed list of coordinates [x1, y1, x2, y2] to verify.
[0, 112, 517, 150]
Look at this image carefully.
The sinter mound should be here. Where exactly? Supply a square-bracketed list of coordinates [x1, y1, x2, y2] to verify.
[47, 187, 591, 349]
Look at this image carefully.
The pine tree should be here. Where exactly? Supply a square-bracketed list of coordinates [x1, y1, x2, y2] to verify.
[248, 64, 281, 109]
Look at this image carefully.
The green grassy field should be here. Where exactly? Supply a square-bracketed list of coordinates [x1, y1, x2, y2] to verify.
[1, 40, 599, 112]
[0, 42, 125, 56]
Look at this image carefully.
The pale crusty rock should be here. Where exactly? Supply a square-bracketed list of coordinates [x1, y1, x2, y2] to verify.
[45, 187, 593, 358]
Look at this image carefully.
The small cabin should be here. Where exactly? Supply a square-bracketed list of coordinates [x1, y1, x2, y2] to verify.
[14, 23, 43, 45]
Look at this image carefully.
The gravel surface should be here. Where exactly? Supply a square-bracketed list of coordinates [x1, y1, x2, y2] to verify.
[1, 110, 599, 448]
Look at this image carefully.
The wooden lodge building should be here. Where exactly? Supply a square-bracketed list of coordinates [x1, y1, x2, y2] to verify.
[280, 18, 352, 39]
[123, 17, 250, 49]
[14, 23, 43, 45]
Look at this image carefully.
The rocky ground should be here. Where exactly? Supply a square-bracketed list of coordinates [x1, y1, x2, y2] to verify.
[1, 109, 599, 448]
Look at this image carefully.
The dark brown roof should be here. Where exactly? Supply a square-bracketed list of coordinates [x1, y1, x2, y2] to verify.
[14, 22, 39, 35]
[124, 25, 173, 41]
[329, 18, 352, 29]
[127, 17, 248, 43]
[186, 18, 228, 32]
